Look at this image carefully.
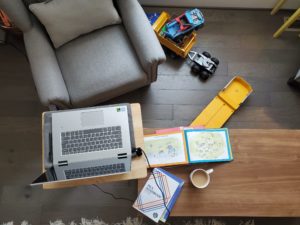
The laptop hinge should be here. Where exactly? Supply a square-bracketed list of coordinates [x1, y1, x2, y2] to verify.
[58, 160, 68, 167]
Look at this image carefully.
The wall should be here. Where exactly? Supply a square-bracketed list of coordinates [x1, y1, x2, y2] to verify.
[139, 0, 299, 9]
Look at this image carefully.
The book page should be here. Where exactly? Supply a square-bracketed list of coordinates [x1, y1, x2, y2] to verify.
[144, 132, 188, 167]
[185, 129, 232, 163]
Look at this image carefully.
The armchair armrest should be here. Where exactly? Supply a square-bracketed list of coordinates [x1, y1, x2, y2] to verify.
[116, 0, 166, 82]
[0, 0, 32, 32]
[24, 22, 70, 108]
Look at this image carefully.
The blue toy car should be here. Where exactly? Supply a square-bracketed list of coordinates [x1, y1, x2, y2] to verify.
[164, 8, 204, 42]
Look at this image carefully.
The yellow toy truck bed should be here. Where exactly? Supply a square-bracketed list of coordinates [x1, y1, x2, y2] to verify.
[190, 76, 253, 128]
[152, 11, 196, 58]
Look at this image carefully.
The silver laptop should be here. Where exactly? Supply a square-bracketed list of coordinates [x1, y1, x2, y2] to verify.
[50, 104, 132, 181]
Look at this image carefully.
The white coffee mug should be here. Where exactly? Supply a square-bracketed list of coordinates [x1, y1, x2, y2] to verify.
[190, 168, 214, 189]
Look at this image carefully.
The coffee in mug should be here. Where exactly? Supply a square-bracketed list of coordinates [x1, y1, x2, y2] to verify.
[190, 168, 213, 189]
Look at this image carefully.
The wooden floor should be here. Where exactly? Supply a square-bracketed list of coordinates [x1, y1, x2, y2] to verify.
[0, 7, 300, 225]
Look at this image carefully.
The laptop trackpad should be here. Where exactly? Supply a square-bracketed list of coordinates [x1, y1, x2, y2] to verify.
[81, 111, 104, 127]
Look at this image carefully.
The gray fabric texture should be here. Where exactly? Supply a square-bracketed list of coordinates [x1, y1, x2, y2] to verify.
[29, 0, 121, 48]
[116, 0, 166, 82]
[0, 0, 32, 32]
[56, 25, 148, 107]
[24, 21, 70, 108]
[0, 0, 165, 108]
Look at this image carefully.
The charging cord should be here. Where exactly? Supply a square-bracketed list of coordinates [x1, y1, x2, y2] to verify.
[93, 184, 134, 203]
[92, 147, 170, 216]
[135, 147, 171, 216]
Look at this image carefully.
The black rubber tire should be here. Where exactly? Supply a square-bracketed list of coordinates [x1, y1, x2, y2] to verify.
[200, 71, 210, 80]
[191, 64, 201, 74]
[287, 76, 300, 89]
[164, 47, 178, 59]
[202, 51, 211, 58]
[174, 36, 184, 44]
[162, 46, 170, 54]
[169, 51, 179, 59]
[211, 57, 220, 65]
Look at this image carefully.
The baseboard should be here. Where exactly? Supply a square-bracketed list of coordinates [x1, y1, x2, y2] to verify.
[139, 0, 299, 10]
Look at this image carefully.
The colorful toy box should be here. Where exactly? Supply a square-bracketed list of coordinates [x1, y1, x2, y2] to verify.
[148, 11, 197, 58]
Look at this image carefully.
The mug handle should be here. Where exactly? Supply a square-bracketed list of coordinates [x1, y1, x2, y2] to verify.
[206, 168, 214, 174]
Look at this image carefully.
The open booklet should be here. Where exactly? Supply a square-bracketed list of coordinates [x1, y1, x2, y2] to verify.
[144, 128, 232, 167]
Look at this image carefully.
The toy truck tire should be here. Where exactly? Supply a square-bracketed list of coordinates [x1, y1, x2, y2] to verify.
[202, 51, 211, 58]
[191, 64, 201, 74]
[200, 71, 210, 80]
[170, 52, 179, 59]
[174, 36, 184, 43]
[163, 46, 179, 59]
[211, 57, 220, 65]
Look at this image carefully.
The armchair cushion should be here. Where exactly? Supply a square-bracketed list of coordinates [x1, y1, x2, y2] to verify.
[56, 25, 148, 107]
[29, 0, 121, 48]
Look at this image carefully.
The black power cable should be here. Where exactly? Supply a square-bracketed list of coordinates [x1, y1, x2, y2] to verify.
[92, 147, 170, 217]
[138, 147, 171, 216]
[93, 184, 134, 203]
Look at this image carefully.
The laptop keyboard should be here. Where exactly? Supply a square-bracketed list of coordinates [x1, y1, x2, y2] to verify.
[61, 126, 122, 155]
[64, 163, 125, 179]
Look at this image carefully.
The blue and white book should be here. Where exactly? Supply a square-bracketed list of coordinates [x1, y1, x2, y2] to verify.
[133, 168, 184, 223]
[184, 128, 233, 163]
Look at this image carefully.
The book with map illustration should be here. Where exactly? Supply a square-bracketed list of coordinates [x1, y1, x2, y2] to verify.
[144, 128, 232, 167]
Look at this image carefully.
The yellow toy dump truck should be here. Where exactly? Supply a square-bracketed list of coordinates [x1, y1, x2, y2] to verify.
[151, 11, 197, 58]
[190, 76, 253, 128]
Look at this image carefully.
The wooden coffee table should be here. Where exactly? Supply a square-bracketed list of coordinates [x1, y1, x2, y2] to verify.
[139, 129, 300, 217]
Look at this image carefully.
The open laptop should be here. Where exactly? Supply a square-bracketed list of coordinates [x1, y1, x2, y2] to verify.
[31, 104, 133, 185]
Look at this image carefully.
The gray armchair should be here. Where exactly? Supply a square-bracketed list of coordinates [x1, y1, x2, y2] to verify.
[0, 0, 166, 108]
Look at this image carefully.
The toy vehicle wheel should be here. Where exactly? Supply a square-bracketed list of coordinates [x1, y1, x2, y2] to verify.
[163, 47, 179, 59]
[287, 76, 300, 88]
[191, 64, 201, 74]
[211, 57, 220, 65]
[169, 51, 179, 59]
[202, 51, 211, 58]
[200, 71, 210, 80]
[174, 36, 184, 44]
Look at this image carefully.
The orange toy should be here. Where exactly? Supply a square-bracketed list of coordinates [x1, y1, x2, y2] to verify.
[0, 10, 12, 28]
